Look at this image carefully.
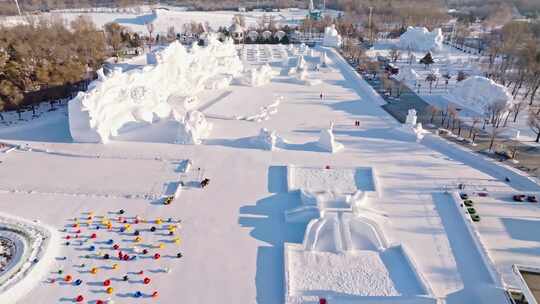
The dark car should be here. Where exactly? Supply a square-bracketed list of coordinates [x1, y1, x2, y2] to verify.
[527, 195, 538, 203]
[460, 193, 469, 200]
[513, 194, 526, 202]
[385, 63, 399, 75]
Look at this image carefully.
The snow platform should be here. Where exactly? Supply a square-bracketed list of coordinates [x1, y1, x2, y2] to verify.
[287, 166, 378, 195]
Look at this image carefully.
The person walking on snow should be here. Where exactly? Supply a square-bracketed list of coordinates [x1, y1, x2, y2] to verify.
[320, 92, 323, 100]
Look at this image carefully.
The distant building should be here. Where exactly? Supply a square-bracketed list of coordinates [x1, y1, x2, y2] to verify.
[307, 0, 322, 21]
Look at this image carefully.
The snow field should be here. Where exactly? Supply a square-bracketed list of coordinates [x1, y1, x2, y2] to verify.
[0, 41, 537, 304]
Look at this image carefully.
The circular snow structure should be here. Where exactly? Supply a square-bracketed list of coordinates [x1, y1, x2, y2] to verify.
[0, 214, 59, 304]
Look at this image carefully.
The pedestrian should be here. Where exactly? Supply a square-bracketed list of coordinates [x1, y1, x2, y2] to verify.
[320, 92, 323, 100]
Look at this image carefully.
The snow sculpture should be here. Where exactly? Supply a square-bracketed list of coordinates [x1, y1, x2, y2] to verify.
[275, 30, 286, 41]
[449, 76, 513, 114]
[262, 30, 272, 40]
[398, 109, 428, 142]
[405, 109, 417, 126]
[317, 122, 344, 153]
[320, 52, 330, 67]
[252, 128, 285, 150]
[394, 66, 419, 84]
[322, 24, 342, 48]
[68, 36, 242, 143]
[176, 111, 212, 145]
[241, 64, 275, 87]
[297, 55, 306, 70]
[397, 26, 444, 52]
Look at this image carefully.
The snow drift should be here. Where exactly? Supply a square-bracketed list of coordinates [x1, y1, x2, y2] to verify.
[449, 76, 513, 114]
[68, 36, 242, 143]
[397, 26, 443, 52]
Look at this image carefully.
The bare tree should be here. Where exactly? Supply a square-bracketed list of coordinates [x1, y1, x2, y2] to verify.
[488, 126, 504, 151]
[425, 105, 439, 124]
[426, 73, 437, 94]
[469, 117, 482, 138]
[389, 46, 400, 63]
[528, 106, 540, 142]
[507, 142, 519, 160]
[484, 101, 509, 128]
[146, 21, 154, 50]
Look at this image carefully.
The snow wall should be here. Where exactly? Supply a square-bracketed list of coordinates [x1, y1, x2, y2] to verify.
[397, 26, 443, 52]
[68, 36, 243, 143]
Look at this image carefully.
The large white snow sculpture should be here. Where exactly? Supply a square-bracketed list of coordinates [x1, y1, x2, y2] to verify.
[322, 24, 342, 48]
[317, 122, 344, 153]
[68, 36, 242, 143]
[449, 76, 513, 114]
[252, 128, 285, 150]
[397, 27, 443, 52]
[176, 111, 212, 145]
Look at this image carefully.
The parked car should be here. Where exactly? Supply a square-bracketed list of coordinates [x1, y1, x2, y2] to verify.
[513, 194, 526, 202]
[464, 200, 474, 207]
[460, 193, 469, 200]
[471, 214, 481, 222]
[385, 63, 399, 75]
[527, 195, 538, 203]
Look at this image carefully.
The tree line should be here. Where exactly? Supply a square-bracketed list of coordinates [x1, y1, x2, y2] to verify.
[0, 16, 110, 111]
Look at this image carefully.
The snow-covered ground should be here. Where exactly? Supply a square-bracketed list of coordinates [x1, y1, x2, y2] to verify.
[0, 6, 341, 34]
[0, 41, 538, 303]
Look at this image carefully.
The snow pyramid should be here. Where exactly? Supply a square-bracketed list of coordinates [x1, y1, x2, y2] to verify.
[322, 24, 342, 48]
[397, 27, 443, 52]
[176, 111, 212, 145]
[68, 36, 242, 143]
[449, 76, 513, 114]
[317, 122, 343, 153]
[251, 128, 285, 150]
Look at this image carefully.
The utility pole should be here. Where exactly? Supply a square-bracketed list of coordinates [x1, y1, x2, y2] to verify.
[13, 0, 22, 16]
[368, 6, 373, 44]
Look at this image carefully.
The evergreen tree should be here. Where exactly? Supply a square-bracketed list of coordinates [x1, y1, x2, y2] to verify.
[419, 52, 434, 68]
